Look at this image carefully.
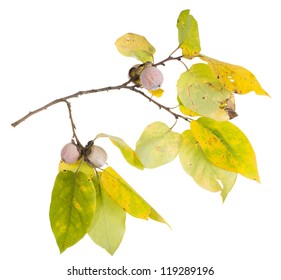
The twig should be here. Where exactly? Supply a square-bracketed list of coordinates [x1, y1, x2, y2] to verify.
[64, 101, 83, 149]
[11, 81, 131, 128]
[126, 86, 191, 122]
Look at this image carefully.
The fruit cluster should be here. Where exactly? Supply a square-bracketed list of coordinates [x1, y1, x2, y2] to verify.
[61, 142, 107, 168]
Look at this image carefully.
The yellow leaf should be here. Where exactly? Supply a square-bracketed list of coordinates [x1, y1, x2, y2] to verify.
[201, 55, 269, 96]
[115, 33, 156, 62]
[148, 88, 164, 98]
[100, 167, 168, 226]
[58, 159, 95, 178]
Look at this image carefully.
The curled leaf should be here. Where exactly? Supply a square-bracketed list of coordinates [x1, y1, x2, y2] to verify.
[95, 133, 144, 170]
[115, 33, 156, 62]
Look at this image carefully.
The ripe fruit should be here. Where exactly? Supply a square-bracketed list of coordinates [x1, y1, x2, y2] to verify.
[140, 66, 163, 90]
[61, 143, 81, 164]
[87, 145, 108, 168]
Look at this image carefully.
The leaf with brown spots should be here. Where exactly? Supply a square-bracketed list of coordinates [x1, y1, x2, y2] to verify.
[200, 55, 269, 96]
[190, 117, 260, 182]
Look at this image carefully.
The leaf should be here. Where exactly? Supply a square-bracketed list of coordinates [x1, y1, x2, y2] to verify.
[100, 167, 168, 225]
[177, 96, 199, 117]
[148, 88, 164, 98]
[200, 55, 269, 96]
[177, 63, 236, 121]
[177, 9, 201, 58]
[115, 33, 156, 62]
[49, 170, 96, 253]
[88, 176, 126, 255]
[190, 117, 260, 182]
[95, 133, 144, 170]
[179, 130, 237, 200]
[59, 159, 95, 177]
[135, 122, 182, 168]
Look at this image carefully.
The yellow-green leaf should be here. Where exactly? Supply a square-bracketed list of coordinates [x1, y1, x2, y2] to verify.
[135, 122, 182, 168]
[88, 176, 126, 255]
[200, 55, 269, 96]
[49, 170, 96, 253]
[115, 33, 156, 62]
[177, 63, 236, 121]
[190, 117, 260, 182]
[177, 9, 201, 58]
[100, 167, 168, 225]
[179, 130, 237, 201]
[95, 133, 144, 170]
[58, 159, 95, 177]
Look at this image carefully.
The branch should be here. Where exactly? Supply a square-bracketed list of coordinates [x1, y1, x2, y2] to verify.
[126, 86, 191, 122]
[11, 81, 131, 127]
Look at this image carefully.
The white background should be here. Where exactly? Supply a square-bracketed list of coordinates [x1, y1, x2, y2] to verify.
[1, 0, 280, 279]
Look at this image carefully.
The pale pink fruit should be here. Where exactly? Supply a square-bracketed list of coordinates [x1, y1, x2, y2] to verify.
[87, 145, 108, 168]
[61, 143, 81, 164]
[140, 66, 163, 90]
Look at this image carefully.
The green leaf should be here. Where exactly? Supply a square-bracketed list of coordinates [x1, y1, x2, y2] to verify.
[95, 133, 144, 170]
[177, 63, 236, 121]
[49, 170, 96, 253]
[115, 33, 156, 62]
[177, 9, 201, 58]
[200, 55, 270, 96]
[135, 122, 182, 168]
[179, 130, 237, 201]
[100, 167, 168, 225]
[190, 117, 260, 182]
[88, 176, 126, 255]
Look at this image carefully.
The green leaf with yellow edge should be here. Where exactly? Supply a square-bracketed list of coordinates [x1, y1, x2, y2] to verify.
[200, 55, 269, 96]
[179, 130, 237, 201]
[100, 167, 168, 225]
[190, 117, 260, 182]
[88, 175, 126, 255]
[148, 88, 164, 98]
[59, 159, 95, 177]
[115, 33, 156, 62]
[177, 9, 201, 58]
[177, 63, 236, 121]
[49, 170, 96, 253]
[135, 122, 182, 168]
[95, 133, 144, 170]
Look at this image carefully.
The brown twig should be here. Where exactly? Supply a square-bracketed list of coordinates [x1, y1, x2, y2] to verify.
[64, 101, 83, 149]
